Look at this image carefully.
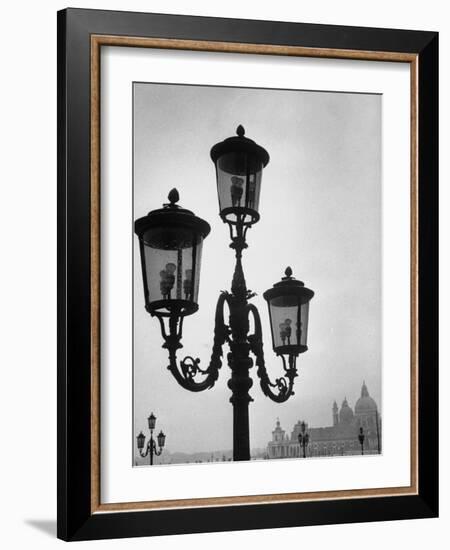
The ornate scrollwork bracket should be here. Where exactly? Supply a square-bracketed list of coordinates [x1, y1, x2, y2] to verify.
[155, 292, 230, 392]
[247, 303, 298, 403]
[140, 437, 163, 459]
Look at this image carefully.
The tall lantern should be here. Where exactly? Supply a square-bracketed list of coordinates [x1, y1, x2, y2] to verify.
[263, 267, 314, 356]
[157, 430, 166, 448]
[147, 412, 156, 431]
[136, 432, 146, 450]
[210, 125, 270, 227]
[134, 189, 211, 318]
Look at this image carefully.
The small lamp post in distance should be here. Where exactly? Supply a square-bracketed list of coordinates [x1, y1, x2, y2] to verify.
[358, 426, 365, 456]
[298, 420, 310, 458]
[136, 412, 166, 465]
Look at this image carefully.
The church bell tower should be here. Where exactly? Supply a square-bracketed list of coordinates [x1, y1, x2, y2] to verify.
[332, 400, 339, 426]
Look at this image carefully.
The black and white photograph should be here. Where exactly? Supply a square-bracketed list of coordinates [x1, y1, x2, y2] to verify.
[133, 82, 382, 466]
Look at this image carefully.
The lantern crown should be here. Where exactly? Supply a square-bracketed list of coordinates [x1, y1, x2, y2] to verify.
[167, 188, 180, 206]
[210, 125, 270, 167]
[134, 190, 211, 236]
[263, 267, 313, 300]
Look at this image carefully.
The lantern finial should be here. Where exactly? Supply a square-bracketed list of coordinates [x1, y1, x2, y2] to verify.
[284, 266, 293, 279]
[168, 188, 180, 206]
[236, 124, 245, 137]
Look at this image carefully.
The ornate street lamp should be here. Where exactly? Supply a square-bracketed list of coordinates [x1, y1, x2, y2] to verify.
[136, 412, 166, 465]
[298, 420, 310, 458]
[135, 126, 315, 461]
[358, 426, 365, 455]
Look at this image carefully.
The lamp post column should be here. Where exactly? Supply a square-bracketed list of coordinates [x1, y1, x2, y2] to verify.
[149, 430, 154, 465]
[228, 251, 253, 461]
[358, 427, 365, 455]
[228, 343, 253, 461]
[298, 421, 309, 458]
[375, 409, 381, 453]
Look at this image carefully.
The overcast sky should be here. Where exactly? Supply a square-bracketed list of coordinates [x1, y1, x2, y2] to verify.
[133, 82, 381, 459]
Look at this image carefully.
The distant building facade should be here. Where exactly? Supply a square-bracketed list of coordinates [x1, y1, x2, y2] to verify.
[267, 382, 381, 458]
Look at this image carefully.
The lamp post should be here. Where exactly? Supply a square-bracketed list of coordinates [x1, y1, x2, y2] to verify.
[298, 420, 310, 458]
[375, 408, 381, 454]
[136, 412, 166, 465]
[358, 426, 365, 455]
[134, 126, 315, 461]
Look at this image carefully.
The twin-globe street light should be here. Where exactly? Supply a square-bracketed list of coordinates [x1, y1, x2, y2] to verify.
[134, 125, 315, 461]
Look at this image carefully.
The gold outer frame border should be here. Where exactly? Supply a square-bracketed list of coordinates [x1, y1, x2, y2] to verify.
[90, 35, 419, 514]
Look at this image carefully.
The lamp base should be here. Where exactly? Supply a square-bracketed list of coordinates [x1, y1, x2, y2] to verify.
[146, 299, 198, 318]
[220, 206, 259, 228]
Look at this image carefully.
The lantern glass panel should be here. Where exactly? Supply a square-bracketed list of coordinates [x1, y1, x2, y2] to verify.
[157, 431, 166, 448]
[142, 225, 204, 307]
[137, 432, 145, 450]
[299, 302, 309, 347]
[147, 414, 156, 430]
[215, 152, 263, 219]
[269, 295, 310, 351]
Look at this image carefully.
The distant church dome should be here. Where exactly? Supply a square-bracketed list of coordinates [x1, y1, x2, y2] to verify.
[355, 381, 377, 413]
[339, 397, 354, 424]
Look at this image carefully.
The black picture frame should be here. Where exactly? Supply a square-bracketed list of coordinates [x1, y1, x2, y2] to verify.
[57, 8, 438, 541]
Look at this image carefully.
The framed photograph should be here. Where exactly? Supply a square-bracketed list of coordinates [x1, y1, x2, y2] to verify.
[57, 8, 438, 541]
